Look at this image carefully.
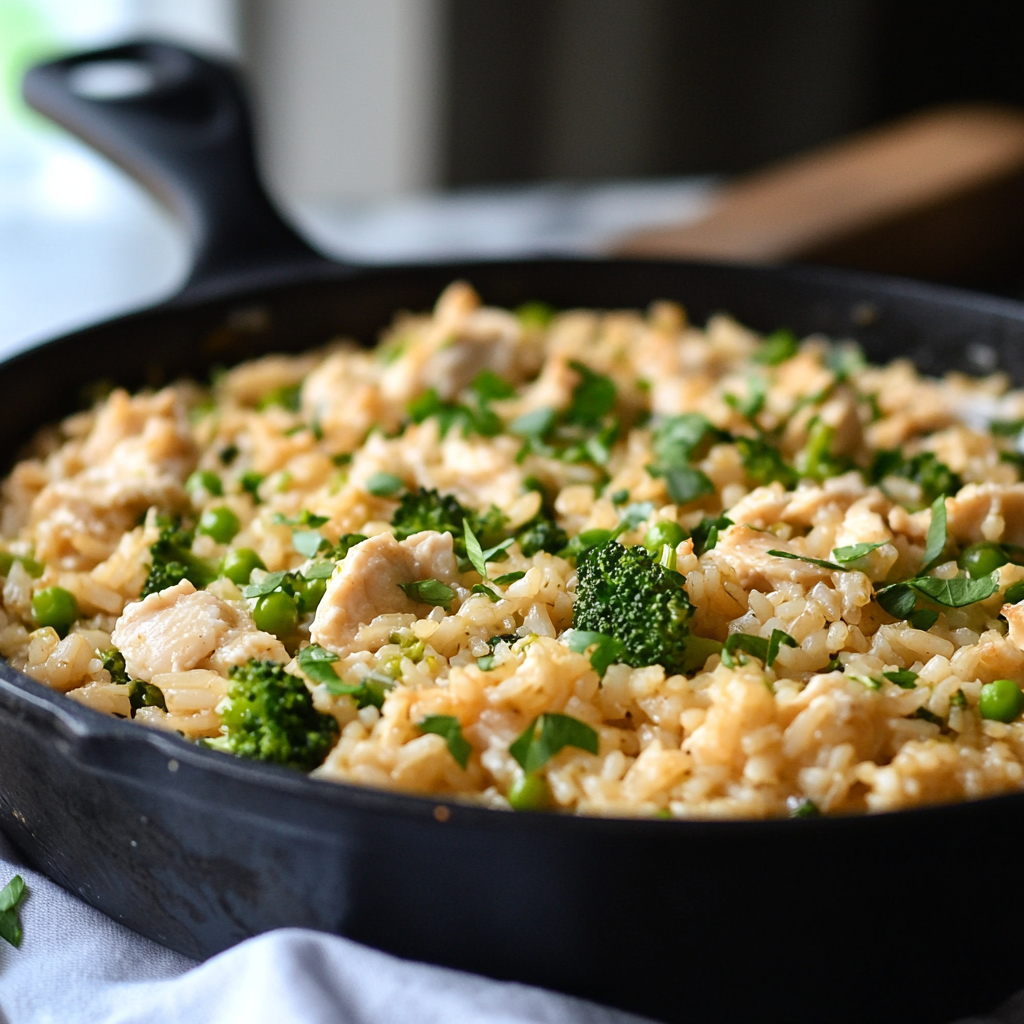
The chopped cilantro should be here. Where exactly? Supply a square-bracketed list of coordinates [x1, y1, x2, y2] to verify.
[735, 436, 798, 489]
[365, 472, 404, 497]
[563, 629, 626, 676]
[767, 549, 844, 572]
[831, 541, 887, 565]
[692, 515, 732, 556]
[256, 382, 302, 412]
[418, 715, 472, 768]
[870, 450, 961, 508]
[399, 579, 455, 609]
[884, 669, 918, 689]
[509, 713, 599, 773]
[754, 328, 799, 365]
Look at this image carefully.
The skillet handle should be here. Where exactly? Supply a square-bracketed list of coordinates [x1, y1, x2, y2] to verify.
[23, 41, 336, 298]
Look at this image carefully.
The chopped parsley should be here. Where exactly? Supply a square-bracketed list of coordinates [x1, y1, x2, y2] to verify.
[296, 644, 392, 709]
[563, 629, 626, 676]
[418, 715, 472, 768]
[399, 579, 455, 609]
[509, 713, 599, 773]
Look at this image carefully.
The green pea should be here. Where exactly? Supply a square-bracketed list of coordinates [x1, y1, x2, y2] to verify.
[185, 469, 223, 499]
[253, 591, 298, 637]
[507, 773, 550, 811]
[958, 542, 1008, 578]
[198, 506, 240, 544]
[221, 547, 266, 585]
[32, 586, 78, 636]
[295, 577, 327, 614]
[979, 678, 1024, 722]
[643, 521, 687, 555]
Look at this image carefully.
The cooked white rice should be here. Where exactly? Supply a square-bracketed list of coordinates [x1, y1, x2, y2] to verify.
[5, 280, 1024, 818]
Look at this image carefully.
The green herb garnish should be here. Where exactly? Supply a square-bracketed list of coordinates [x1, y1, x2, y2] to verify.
[418, 715, 472, 769]
[399, 579, 455, 609]
[509, 713, 599, 773]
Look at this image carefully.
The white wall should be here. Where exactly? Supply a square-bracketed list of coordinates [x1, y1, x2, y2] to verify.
[242, 0, 444, 204]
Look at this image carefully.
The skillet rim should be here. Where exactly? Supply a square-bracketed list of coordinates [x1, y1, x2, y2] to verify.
[5, 253, 1024, 836]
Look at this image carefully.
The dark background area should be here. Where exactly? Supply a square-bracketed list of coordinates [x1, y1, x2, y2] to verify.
[441, 0, 1024, 187]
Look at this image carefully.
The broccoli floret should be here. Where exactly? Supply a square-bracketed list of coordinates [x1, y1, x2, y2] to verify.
[209, 659, 338, 771]
[141, 518, 217, 598]
[572, 541, 694, 675]
[391, 488, 506, 556]
[100, 647, 166, 714]
[516, 515, 568, 557]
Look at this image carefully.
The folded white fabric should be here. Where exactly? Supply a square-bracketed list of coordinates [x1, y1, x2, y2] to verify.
[0, 832, 651, 1024]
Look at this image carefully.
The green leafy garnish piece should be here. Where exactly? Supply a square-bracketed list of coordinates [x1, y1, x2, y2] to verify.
[463, 519, 514, 580]
[921, 494, 948, 570]
[851, 674, 882, 690]
[418, 715, 472, 769]
[297, 645, 392, 709]
[913, 707, 944, 725]
[721, 629, 795, 669]
[296, 643, 342, 686]
[692, 515, 732, 556]
[767, 549, 844, 572]
[950, 689, 968, 708]
[302, 561, 336, 581]
[1005, 580, 1024, 605]
[721, 633, 768, 668]
[272, 510, 330, 528]
[240, 470, 265, 501]
[399, 579, 455, 609]
[831, 541, 888, 565]
[516, 301, 556, 329]
[563, 629, 626, 677]
[789, 798, 821, 818]
[256, 382, 302, 412]
[242, 571, 289, 599]
[293, 530, 328, 558]
[493, 571, 526, 585]
[365, 472, 405, 497]
[647, 414, 728, 504]
[565, 361, 617, 426]
[0, 874, 27, 948]
[477, 654, 496, 671]
[754, 328, 799, 365]
[471, 583, 501, 602]
[509, 713, 599, 773]
[661, 466, 716, 504]
[908, 573, 1000, 607]
[766, 628, 798, 667]
[870, 450, 961, 509]
[724, 376, 767, 423]
[884, 669, 918, 689]
[735, 436, 798, 489]
[909, 609, 939, 631]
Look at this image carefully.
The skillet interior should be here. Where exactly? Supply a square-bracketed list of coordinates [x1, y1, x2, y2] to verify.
[4, 258, 1024, 1024]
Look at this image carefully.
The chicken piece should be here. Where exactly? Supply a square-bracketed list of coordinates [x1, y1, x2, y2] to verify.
[28, 388, 196, 569]
[311, 531, 460, 653]
[708, 524, 837, 590]
[111, 579, 286, 680]
[944, 483, 1024, 546]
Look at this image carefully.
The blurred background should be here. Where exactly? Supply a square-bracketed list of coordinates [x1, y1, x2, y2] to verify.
[3, 0, 1024, 350]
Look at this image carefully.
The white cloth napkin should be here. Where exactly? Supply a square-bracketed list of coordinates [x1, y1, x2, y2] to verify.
[0, 830, 655, 1024]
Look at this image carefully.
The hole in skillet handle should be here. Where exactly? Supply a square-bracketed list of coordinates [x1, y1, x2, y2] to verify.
[68, 59, 158, 101]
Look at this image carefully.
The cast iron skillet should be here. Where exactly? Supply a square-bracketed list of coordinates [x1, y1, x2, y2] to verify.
[3, 42, 1024, 1024]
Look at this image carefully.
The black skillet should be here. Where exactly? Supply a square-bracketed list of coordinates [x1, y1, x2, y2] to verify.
[2, 41, 1024, 1024]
